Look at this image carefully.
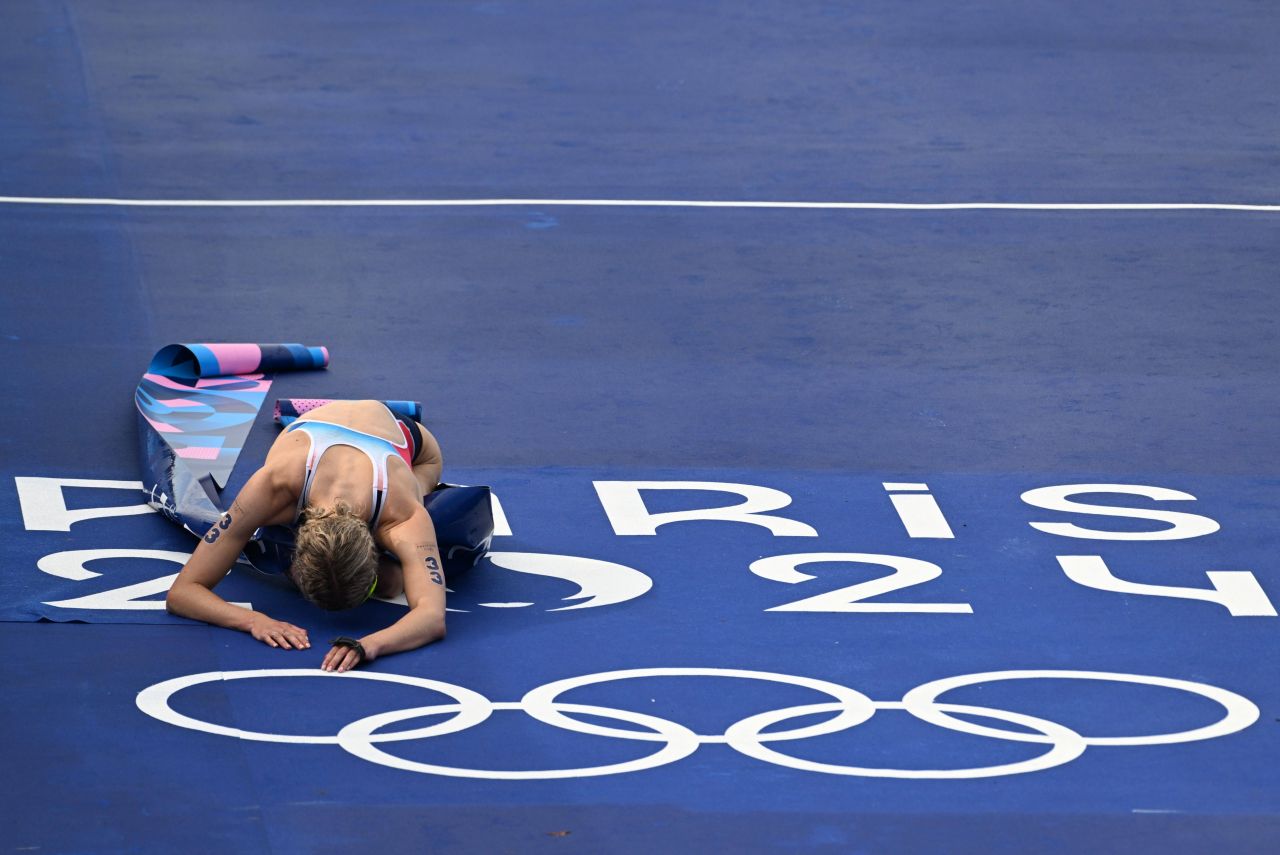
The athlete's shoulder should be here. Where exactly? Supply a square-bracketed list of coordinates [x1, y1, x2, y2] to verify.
[374, 496, 433, 547]
[224, 464, 298, 528]
[257, 443, 307, 500]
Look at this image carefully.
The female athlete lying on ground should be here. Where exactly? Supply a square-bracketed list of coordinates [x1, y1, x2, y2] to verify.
[166, 400, 446, 672]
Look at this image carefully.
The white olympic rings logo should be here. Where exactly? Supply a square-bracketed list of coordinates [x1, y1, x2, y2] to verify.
[136, 667, 1258, 780]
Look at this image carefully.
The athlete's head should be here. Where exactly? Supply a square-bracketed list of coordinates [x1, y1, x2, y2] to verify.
[291, 501, 379, 610]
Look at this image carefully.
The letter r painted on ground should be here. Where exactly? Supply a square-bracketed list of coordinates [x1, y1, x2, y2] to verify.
[593, 481, 818, 536]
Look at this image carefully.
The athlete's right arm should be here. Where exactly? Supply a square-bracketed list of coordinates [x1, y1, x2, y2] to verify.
[165, 468, 310, 650]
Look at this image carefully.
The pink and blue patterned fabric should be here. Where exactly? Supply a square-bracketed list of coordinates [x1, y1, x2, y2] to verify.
[136, 343, 330, 535]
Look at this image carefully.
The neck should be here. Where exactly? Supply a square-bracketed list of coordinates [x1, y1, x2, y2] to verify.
[307, 485, 359, 514]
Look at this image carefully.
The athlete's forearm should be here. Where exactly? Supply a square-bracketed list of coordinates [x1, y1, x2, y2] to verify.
[166, 577, 257, 632]
[361, 605, 445, 659]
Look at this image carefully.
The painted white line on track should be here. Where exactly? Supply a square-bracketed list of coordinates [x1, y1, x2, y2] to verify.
[1, 196, 1278, 212]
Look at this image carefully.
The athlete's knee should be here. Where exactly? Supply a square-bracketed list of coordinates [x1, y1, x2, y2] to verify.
[414, 422, 443, 467]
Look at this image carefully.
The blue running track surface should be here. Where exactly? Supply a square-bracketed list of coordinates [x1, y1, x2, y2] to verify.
[2, 1, 1278, 853]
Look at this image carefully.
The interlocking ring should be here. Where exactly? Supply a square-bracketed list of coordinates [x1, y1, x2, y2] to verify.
[135, 669, 492, 744]
[901, 670, 1258, 746]
[136, 666, 1259, 780]
[725, 701, 1087, 779]
[520, 667, 876, 743]
[339, 702, 700, 780]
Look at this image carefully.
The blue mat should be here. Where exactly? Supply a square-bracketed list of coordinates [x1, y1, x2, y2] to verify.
[3, 468, 1278, 853]
[2, 0, 1279, 851]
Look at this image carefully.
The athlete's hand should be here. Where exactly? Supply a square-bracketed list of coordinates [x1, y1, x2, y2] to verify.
[322, 638, 377, 672]
[248, 614, 311, 649]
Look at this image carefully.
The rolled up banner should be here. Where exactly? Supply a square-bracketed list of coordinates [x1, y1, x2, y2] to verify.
[148, 343, 329, 380]
[137, 343, 329, 534]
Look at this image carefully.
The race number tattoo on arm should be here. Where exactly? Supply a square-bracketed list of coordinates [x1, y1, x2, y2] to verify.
[203, 504, 240, 544]
[204, 515, 230, 543]
[417, 545, 444, 585]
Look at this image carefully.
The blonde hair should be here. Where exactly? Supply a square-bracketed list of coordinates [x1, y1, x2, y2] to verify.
[291, 501, 378, 610]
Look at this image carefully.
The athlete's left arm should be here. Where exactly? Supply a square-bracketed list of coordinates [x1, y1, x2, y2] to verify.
[320, 506, 446, 672]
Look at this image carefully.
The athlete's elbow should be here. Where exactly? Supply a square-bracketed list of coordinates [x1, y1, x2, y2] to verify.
[421, 616, 446, 645]
[404, 623, 445, 654]
[164, 582, 184, 615]
[165, 579, 200, 618]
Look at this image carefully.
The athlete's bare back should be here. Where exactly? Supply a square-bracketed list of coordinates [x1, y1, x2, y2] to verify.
[259, 399, 443, 542]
